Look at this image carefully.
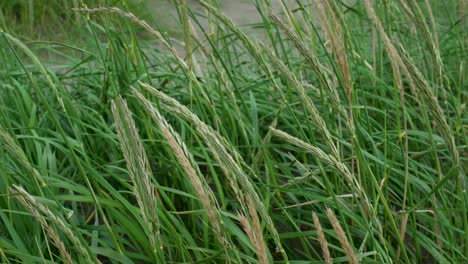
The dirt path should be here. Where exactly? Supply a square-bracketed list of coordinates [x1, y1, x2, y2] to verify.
[147, 0, 293, 37]
[146, 0, 356, 41]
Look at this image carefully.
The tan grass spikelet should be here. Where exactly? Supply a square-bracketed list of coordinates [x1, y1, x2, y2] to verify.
[325, 208, 358, 264]
[199, 1, 263, 68]
[392, 39, 460, 170]
[267, 12, 349, 126]
[260, 43, 339, 159]
[268, 127, 384, 237]
[73, 7, 215, 110]
[136, 82, 289, 263]
[111, 97, 163, 259]
[12, 186, 73, 264]
[131, 88, 231, 261]
[10, 185, 96, 263]
[363, 2, 464, 222]
[269, 127, 361, 195]
[199, 0, 294, 114]
[0, 126, 46, 187]
[312, 0, 353, 122]
[398, 0, 444, 89]
[312, 212, 332, 264]
[360, 3, 412, 258]
[238, 196, 269, 264]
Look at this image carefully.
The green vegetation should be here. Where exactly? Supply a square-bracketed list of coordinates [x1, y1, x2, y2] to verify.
[0, 0, 466, 263]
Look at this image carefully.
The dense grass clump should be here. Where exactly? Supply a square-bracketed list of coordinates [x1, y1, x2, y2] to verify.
[0, 0, 466, 263]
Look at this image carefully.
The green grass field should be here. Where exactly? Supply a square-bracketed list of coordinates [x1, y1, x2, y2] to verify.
[0, 0, 466, 263]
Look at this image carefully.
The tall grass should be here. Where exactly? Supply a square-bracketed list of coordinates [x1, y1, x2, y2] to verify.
[0, 0, 466, 263]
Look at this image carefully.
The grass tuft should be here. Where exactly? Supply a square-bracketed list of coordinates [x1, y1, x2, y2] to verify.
[0, 0, 466, 263]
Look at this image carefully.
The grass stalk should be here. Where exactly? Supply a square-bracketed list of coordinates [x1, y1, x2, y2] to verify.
[111, 96, 165, 262]
[137, 82, 289, 263]
[10, 185, 97, 263]
[131, 87, 232, 262]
